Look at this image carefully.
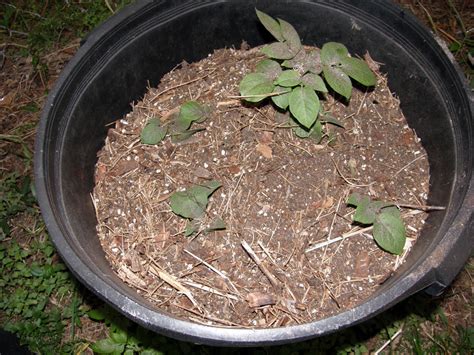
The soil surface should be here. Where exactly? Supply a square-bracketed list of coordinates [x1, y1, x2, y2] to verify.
[92, 46, 430, 328]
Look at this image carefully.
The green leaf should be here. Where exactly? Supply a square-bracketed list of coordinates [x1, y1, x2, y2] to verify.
[205, 217, 226, 232]
[275, 70, 301, 87]
[301, 73, 327, 92]
[110, 327, 128, 344]
[261, 42, 294, 60]
[87, 308, 106, 321]
[170, 181, 221, 219]
[306, 49, 323, 74]
[351, 195, 375, 224]
[323, 65, 352, 99]
[340, 56, 376, 86]
[373, 212, 406, 255]
[320, 113, 345, 128]
[271, 85, 291, 110]
[291, 117, 323, 142]
[171, 128, 205, 143]
[141, 118, 167, 145]
[281, 49, 306, 69]
[256, 9, 284, 42]
[175, 101, 210, 131]
[184, 221, 199, 237]
[91, 338, 125, 354]
[239, 73, 275, 103]
[289, 86, 320, 128]
[255, 59, 282, 80]
[347, 193, 363, 207]
[141, 350, 164, 355]
[321, 42, 349, 66]
[278, 18, 301, 53]
[170, 192, 205, 219]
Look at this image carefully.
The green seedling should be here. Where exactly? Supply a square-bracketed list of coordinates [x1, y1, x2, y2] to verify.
[141, 101, 210, 145]
[170, 181, 225, 237]
[240, 9, 376, 140]
[347, 193, 406, 255]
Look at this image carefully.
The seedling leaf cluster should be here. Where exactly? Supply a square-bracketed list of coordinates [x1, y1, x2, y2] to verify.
[170, 181, 225, 237]
[348, 193, 406, 255]
[240, 9, 376, 139]
[141, 101, 210, 145]
[138, 11, 408, 257]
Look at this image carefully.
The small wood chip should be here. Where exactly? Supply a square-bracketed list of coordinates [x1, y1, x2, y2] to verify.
[246, 292, 276, 308]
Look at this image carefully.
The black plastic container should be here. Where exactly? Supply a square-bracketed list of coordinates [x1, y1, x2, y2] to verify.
[35, 0, 473, 346]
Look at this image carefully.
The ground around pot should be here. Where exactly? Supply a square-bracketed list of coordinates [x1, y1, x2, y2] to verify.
[92, 45, 430, 328]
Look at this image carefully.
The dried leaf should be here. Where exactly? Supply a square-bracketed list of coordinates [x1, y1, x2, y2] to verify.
[256, 143, 273, 158]
[258, 131, 274, 144]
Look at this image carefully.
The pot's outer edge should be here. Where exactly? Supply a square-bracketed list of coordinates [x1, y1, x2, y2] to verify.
[34, 0, 473, 346]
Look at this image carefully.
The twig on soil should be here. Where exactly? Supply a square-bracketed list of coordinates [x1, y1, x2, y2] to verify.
[305, 226, 374, 253]
[241, 240, 280, 288]
[146, 258, 200, 310]
[174, 304, 243, 327]
[393, 154, 426, 176]
[374, 326, 403, 355]
[331, 157, 374, 187]
[216, 99, 241, 107]
[327, 196, 344, 240]
[181, 280, 239, 301]
[227, 90, 291, 100]
[183, 249, 241, 295]
[417, 1, 438, 34]
[394, 203, 445, 211]
[150, 69, 216, 102]
[356, 91, 368, 115]
[257, 241, 277, 264]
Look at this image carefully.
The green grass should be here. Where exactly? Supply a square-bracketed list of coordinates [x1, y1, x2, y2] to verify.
[0, 1, 472, 354]
[2, 0, 131, 73]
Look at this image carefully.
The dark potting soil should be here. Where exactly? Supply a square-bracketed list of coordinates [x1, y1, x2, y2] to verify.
[92, 46, 430, 328]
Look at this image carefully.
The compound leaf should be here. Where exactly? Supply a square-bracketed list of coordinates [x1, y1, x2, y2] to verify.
[306, 49, 323, 74]
[373, 212, 406, 255]
[141, 118, 167, 145]
[323, 64, 352, 99]
[301, 73, 327, 92]
[289, 86, 320, 128]
[278, 18, 301, 54]
[261, 42, 294, 60]
[255, 59, 282, 80]
[321, 42, 349, 66]
[256, 9, 284, 42]
[239, 73, 275, 102]
[275, 70, 301, 87]
[271, 85, 291, 109]
[340, 56, 376, 86]
[291, 117, 323, 142]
